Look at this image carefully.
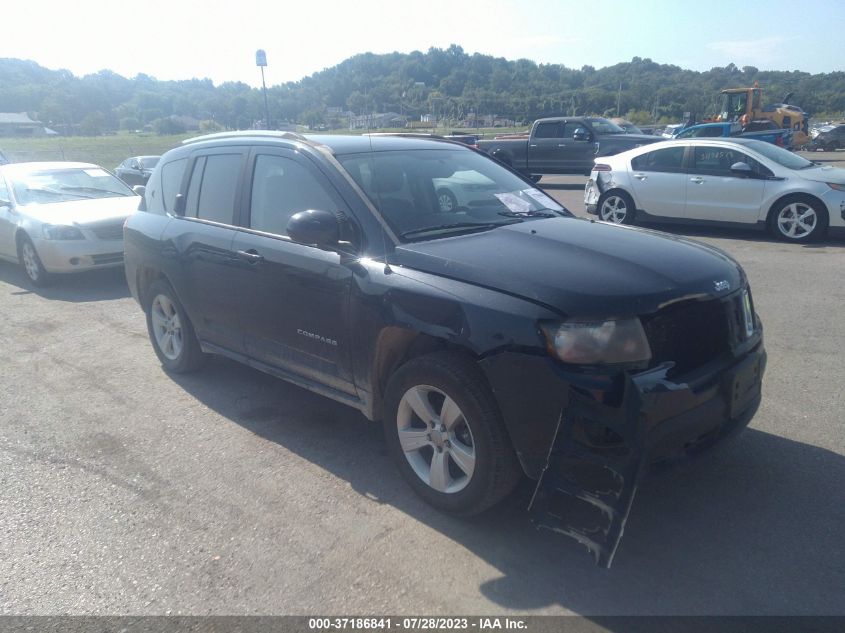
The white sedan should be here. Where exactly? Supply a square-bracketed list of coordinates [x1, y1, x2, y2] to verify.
[584, 138, 845, 241]
[0, 162, 140, 285]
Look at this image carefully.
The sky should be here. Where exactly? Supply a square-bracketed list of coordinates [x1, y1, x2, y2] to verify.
[2, 0, 843, 87]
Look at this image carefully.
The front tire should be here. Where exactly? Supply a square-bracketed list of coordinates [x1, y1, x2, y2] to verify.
[824, 141, 839, 152]
[383, 351, 521, 516]
[769, 195, 827, 242]
[17, 235, 51, 287]
[597, 190, 635, 225]
[145, 279, 206, 373]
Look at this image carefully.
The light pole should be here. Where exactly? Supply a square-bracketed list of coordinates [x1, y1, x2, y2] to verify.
[255, 49, 271, 130]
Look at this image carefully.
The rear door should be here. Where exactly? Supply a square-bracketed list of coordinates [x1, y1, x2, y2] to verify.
[231, 148, 357, 396]
[627, 145, 688, 218]
[527, 121, 564, 173]
[684, 144, 766, 223]
[160, 148, 247, 352]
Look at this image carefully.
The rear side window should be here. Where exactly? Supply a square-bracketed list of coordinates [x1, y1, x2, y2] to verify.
[249, 154, 335, 236]
[630, 147, 686, 173]
[160, 158, 187, 214]
[185, 153, 242, 225]
[533, 122, 561, 139]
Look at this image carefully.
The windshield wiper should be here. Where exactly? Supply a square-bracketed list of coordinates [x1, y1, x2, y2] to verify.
[497, 210, 557, 218]
[59, 185, 130, 196]
[400, 221, 518, 239]
[25, 187, 93, 199]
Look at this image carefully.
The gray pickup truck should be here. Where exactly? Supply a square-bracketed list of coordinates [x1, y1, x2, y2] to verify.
[477, 117, 660, 177]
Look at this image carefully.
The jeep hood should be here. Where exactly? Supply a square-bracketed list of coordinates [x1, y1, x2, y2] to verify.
[392, 217, 744, 317]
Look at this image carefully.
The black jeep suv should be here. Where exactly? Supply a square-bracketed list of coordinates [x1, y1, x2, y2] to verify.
[125, 131, 766, 566]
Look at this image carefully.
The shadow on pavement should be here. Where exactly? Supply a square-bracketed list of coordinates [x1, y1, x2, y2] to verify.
[169, 355, 845, 616]
[0, 261, 130, 302]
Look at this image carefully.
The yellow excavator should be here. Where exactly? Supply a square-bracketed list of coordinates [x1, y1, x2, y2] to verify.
[709, 81, 810, 146]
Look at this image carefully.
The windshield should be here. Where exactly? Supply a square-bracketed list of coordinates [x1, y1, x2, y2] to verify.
[337, 149, 566, 241]
[746, 141, 815, 170]
[11, 167, 135, 205]
[139, 156, 160, 169]
[720, 92, 747, 121]
[586, 118, 626, 134]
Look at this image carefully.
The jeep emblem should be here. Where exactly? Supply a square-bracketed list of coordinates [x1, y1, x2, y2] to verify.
[714, 280, 730, 292]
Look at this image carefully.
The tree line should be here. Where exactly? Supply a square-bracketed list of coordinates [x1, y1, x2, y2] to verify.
[1, 46, 843, 134]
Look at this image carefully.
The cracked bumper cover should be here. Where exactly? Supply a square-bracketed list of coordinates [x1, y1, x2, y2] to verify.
[481, 343, 767, 480]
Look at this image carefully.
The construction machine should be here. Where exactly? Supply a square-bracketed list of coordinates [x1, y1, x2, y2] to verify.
[710, 81, 810, 146]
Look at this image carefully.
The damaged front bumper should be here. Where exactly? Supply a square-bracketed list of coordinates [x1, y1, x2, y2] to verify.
[481, 341, 766, 567]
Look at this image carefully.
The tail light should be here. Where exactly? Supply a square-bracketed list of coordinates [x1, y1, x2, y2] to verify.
[775, 136, 784, 147]
[593, 164, 612, 172]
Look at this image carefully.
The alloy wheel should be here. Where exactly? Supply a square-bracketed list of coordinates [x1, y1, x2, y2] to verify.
[396, 385, 476, 494]
[150, 294, 184, 360]
[777, 202, 817, 239]
[21, 242, 40, 282]
[599, 195, 628, 223]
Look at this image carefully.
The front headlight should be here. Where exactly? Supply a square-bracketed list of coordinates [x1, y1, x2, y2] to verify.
[826, 182, 845, 192]
[43, 224, 85, 240]
[540, 318, 652, 366]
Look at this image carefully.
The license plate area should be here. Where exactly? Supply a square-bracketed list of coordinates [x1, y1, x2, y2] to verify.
[726, 352, 763, 418]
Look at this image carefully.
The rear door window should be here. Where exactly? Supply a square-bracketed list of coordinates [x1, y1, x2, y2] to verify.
[185, 153, 243, 225]
[533, 122, 562, 139]
[630, 146, 686, 173]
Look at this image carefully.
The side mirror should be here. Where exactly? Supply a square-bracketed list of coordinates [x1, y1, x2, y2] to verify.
[131, 161, 142, 170]
[573, 128, 591, 142]
[730, 162, 753, 177]
[287, 209, 340, 247]
[173, 193, 186, 216]
[132, 185, 146, 197]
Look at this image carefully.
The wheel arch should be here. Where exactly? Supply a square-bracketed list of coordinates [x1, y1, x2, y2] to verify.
[597, 187, 639, 220]
[765, 191, 829, 226]
[369, 327, 480, 421]
[136, 266, 177, 308]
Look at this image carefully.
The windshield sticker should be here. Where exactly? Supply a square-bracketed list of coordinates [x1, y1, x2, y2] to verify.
[83, 169, 109, 178]
[522, 188, 563, 210]
[495, 192, 532, 214]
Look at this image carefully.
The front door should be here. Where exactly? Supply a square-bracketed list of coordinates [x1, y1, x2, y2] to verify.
[684, 145, 765, 223]
[232, 149, 357, 396]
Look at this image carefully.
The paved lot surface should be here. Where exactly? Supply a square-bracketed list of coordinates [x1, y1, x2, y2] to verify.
[1, 152, 843, 616]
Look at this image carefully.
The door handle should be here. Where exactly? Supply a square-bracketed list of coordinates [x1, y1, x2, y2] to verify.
[690, 177, 705, 184]
[529, 144, 538, 147]
[236, 249, 264, 263]
[557, 144, 568, 148]
[633, 173, 647, 181]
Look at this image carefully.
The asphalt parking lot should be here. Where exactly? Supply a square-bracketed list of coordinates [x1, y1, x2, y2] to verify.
[1, 152, 843, 616]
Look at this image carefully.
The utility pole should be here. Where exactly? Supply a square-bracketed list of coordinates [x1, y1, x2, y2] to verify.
[256, 49, 271, 130]
[616, 82, 622, 117]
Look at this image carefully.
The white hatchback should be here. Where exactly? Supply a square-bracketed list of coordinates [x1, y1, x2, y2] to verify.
[584, 138, 845, 241]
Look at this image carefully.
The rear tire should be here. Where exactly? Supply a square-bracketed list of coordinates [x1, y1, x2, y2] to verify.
[145, 279, 206, 373]
[17, 235, 51, 287]
[383, 351, 521, 516]
[768, 195, 828, 242]
[597, 190, 636, 225]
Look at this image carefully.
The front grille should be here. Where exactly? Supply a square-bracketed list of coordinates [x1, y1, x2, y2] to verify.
[642, 297, 731, 377]
[89, 223, 124, 241]
[91, 252, 124, 265]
